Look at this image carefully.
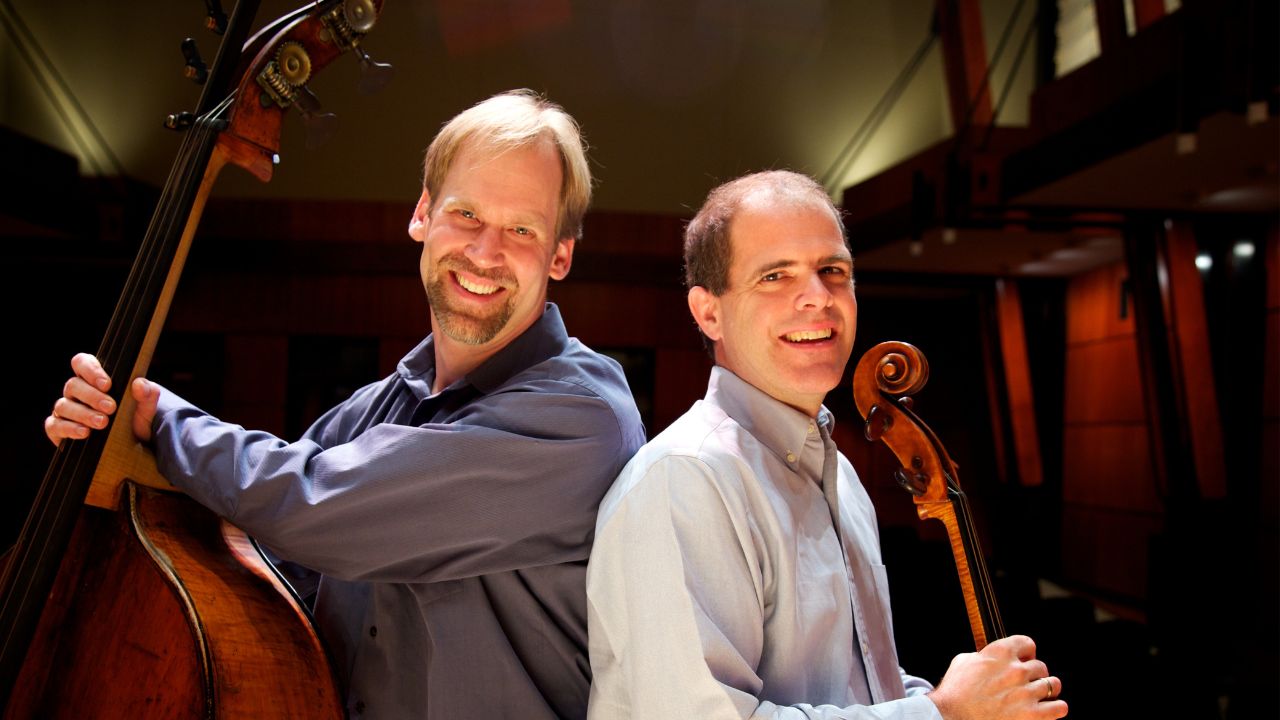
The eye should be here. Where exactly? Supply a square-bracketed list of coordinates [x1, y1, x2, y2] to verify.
[512, 226, 532, 236]
[457, 209, 477, 220]
[761, 271, 783, 282]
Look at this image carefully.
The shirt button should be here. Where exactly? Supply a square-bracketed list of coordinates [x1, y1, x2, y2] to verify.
[369, 625, 378, 638]
[354, 700, 366, 714]
[807, 423, 816, 435]
[786, 452, 797, 463]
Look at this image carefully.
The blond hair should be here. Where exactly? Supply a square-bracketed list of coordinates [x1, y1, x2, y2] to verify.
[423, 89, 591, 241]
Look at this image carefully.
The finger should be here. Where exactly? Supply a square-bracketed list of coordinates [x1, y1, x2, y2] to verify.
[53, 397, 111, 432]
[131, 378, 158, 442]
[62, 376, 116, 415]
[71, 353, 111, 392]
[45, 413, 89, 446]
[1022, 659, 1049, 683]
[1002, 634, 1037, 661]
[1038, 698, 1068, 718]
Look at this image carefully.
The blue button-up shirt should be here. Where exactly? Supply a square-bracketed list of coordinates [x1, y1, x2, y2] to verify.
[153, 304, 646, 719]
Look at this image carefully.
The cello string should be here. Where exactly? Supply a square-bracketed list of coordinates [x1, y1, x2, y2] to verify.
[957, 490, 1004, 637]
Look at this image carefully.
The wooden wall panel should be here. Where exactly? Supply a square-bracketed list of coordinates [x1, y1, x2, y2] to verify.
[995, 280, 1043, 486]
[550, 282, 694, 351]
[1065, 260, 1134, 344]
[1061, 260, 1160, 601]
[1063, 337, 1146, 424]
[222, 335, 288, 435]
[1164, 222, 1225, 499]
[653, 349, 712, 436]
[1062, 425, 1160, 511]
[1061, 505, 1163, 600]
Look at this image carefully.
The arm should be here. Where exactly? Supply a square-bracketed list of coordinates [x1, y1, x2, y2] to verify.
[149, 375, 631, 583]
[586, 455, 941, 720]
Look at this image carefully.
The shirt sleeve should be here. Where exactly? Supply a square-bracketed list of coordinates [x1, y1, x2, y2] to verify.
[150, 377, 630, 583]
[586, 455, 942, 720]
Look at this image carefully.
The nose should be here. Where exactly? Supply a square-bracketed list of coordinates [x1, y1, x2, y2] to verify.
[463, 224, 505, 268]
[796, 272, 834, 310]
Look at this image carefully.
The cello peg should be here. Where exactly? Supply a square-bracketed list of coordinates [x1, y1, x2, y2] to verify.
[893, 467, 928, 497]
[863, 404, 891, 442]
[181, 38, 208, 84]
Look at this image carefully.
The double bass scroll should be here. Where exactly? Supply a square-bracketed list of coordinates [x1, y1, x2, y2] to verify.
[852, 341, 1005, 650]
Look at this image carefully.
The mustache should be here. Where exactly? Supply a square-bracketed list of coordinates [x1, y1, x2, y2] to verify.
[437, 253, 517, 286]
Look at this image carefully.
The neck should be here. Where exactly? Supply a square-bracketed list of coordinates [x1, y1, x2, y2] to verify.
[430, 336, 502, 394]
[428, 306, 546, 393]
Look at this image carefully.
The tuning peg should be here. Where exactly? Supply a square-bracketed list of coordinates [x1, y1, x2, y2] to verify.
[181, 38, 208, 84]
[354, 47, 394, 95]
[863, 404, 891, 442]
[893, 466, 929, 497]
[292, 87, 339, 149]
[203, 0, 228, 35]
[164, 111, 195, 131]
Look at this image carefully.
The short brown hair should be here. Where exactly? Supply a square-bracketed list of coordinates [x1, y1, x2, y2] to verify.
[683, 170, 845, 295]
[423, 89, 591, 242]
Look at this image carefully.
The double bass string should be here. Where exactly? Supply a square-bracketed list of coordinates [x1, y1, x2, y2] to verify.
[0, 97, 234, 661]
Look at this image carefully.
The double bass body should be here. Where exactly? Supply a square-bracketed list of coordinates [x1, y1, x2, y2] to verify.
[1, 1, 386, 715]
[5, 486, 341, 718]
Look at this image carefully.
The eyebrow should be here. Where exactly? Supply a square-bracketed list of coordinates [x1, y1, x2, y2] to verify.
[746, 253, 854, 278]
[437, 197, 550, 230]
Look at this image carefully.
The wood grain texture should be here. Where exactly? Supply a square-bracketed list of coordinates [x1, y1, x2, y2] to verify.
[4, 486, 342, 719]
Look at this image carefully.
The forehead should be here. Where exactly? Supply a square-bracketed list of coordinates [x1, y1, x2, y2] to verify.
[727, 196, 848, 267]
[439, 139, 562, 217]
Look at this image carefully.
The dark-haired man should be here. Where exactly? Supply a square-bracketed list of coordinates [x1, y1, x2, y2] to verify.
[586, 170, 1066, 720]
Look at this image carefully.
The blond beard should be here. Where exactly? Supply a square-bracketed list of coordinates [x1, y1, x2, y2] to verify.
[425, 255, 517, 345]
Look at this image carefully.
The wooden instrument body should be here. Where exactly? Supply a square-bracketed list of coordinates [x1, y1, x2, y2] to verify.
[1, 1, 385, 714]
[6, 486, 341, 718]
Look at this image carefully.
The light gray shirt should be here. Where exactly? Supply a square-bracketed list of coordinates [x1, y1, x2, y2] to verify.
[586, 367, 940, 719]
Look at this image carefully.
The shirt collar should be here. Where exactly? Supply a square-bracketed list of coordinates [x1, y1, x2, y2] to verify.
[396, 303, 570, 398]
[705, 366, 835, 469]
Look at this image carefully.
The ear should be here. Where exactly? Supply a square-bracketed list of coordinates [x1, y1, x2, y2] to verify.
[408, 188, 432, 243]
[687, 286, 723, 342]
[548, 237, 575, 281]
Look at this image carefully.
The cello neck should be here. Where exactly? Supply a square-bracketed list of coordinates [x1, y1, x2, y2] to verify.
[949, 489, 1005, 647]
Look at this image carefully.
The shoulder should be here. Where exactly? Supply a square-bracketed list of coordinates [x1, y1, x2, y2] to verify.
[597, 401, 758, 527]
[508, 337, 644, 434]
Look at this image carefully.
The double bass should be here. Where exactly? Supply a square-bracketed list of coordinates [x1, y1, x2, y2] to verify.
[0, 1, 387, 715]
[852, 341, 1005, 650]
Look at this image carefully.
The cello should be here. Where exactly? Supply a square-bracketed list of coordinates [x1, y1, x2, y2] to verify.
[0, 1, 386, 715]
[852, 341, 1005, 650]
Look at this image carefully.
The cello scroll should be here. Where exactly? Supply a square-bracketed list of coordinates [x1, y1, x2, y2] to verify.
[852, 341, 1004, 650]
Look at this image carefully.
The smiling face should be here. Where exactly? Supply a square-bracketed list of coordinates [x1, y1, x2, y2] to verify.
[409, 137, 572, 355]
[688, 194, 857, 416]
